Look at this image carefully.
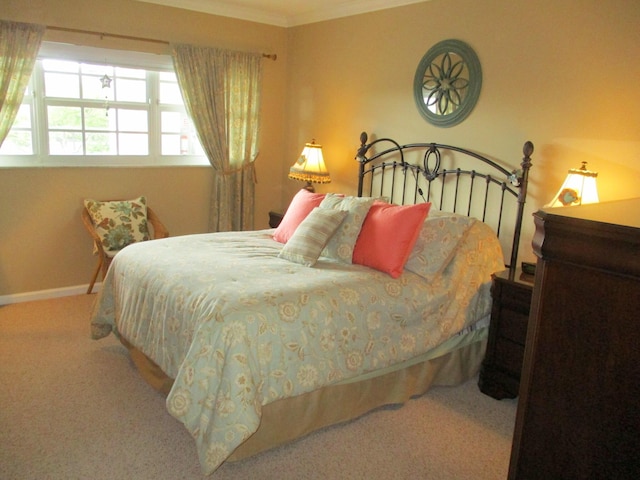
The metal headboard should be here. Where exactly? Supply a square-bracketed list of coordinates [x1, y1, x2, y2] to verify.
[355, 131, 534, 270]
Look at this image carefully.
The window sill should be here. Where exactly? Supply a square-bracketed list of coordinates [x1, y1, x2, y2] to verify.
[0, 155, 210, 168]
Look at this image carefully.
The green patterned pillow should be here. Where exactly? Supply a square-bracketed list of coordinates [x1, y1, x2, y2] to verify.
[84, 196, 150, 253]
[278, 208, 348, 267]
[319, 194, 374, 263]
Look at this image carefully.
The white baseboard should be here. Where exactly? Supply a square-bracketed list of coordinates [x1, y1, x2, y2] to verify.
[0, 283, 103, 306]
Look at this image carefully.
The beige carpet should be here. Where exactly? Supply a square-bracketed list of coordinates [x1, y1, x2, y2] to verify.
[0, 294, 517, 479]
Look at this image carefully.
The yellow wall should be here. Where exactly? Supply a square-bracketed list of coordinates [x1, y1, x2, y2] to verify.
[2, 0, 639, 298]
[0, 0, 288, 297]
[283, 0, 640, 264]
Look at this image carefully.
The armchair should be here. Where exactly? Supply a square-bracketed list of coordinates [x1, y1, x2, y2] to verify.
[82, 197, 169, 294]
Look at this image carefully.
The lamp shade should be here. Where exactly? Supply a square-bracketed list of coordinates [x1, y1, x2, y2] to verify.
[288, 140, 331, 190]
[546, 161, 599, 208]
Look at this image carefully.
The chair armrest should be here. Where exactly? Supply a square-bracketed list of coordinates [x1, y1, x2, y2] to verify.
[81, 207, 105, 255]
[147, 207, 169, 239]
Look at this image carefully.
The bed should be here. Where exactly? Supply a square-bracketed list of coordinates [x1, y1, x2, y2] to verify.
[90, 132, 533, 475]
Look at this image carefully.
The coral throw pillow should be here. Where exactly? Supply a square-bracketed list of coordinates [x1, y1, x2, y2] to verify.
[353, 201, 431, 278]
[272, 189, 326, 243]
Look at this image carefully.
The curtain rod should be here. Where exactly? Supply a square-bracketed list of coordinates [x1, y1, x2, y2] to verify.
[46, 26, 277, 60]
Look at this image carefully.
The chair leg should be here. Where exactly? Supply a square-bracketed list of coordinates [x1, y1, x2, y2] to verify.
[87, 256, 103, 294]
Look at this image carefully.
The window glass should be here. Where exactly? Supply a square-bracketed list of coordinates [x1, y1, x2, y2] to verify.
[48, 106, 82, 130]
[117, 109, 147, 132]
[43, 59, 78, 73]
[159, 72, 183, 105]
[0, 42, 207, 166]
[86, 132, 117, 155]
[84, 108, 112, 130]
[119, 133, 148, 155]
[82, 75, 111, 101]
[161, 111, 182, 133]
[114, 78, 146, 102]
[11, 103, 33, 129]
[1, 130, 33, 155]
[44, 72, 80, 98]
[116, 66, 145, 78]
[49, 131, 83, 155]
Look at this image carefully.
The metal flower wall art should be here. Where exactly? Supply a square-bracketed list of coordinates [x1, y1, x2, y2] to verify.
[422, 52, 469, 116]
[414, 39, 482, 127]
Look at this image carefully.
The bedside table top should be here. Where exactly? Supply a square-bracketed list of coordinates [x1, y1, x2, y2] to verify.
[493, 267, 535, 287]
[268, 211, 284, 229]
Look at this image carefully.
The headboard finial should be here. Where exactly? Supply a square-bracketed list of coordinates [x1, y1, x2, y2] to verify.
[356, 132, 369, 161]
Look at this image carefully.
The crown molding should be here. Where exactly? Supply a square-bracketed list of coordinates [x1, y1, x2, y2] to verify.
[136, 0, 430, 27]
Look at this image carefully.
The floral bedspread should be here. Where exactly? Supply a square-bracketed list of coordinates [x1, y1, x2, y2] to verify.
[90, 219, 504, 474]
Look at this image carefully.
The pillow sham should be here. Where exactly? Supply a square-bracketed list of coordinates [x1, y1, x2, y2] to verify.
[84, 196, 149, 253]
[278, 208, 348, 267]
[319, 193, 375, 263]
[272, 189, 326, 243]
[404, 211, 476, 280]
[353, 201, 431, 278]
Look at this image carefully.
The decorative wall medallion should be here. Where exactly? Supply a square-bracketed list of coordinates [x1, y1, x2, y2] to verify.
[413, 39, 482, 127]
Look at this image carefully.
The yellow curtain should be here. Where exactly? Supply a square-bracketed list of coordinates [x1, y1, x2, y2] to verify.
[171, 45, 263, 232]
[0, 21, 44, 147]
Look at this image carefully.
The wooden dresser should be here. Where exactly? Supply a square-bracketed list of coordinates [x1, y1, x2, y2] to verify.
[509, 198, 640, 479]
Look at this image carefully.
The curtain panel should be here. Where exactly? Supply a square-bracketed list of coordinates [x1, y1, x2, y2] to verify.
[0, 21, 45, 147]
[171, 45, 263, 232]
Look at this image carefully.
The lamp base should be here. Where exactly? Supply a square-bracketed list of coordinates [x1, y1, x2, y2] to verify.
[303, 182, 315, 193]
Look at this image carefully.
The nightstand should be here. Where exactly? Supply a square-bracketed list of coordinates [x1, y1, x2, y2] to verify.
[478, 267, 534, 399]
[268, 211, 284, 228]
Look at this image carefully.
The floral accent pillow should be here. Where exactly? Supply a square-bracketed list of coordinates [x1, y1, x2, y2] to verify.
[319, 193, 374, 263]
[278, 208, 348, 267]
[84, 196, 150, 253]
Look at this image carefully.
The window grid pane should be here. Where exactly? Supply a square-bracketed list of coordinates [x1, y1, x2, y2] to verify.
[159, 81, 183, 105]
[118, 133, 148, 155]
[12, 103, 33, 128]
[117, 109, 148, 132]
[47, 106, 82, 130]
[1, 52, 207, 165]
[0, 130, 33, 155]
[86, 132, 117, 155]
[49, 131, 83, 155]
[82, 75, 114, 101]
[44, 72, 80, 98]
[84, 107, 113, 130]
[115, 78, 146, 102]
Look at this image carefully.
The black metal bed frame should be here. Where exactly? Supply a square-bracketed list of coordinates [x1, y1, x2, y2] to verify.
[355, 131, 534, 270]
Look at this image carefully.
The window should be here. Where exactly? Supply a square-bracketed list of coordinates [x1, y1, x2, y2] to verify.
[0, 42, 207, 167]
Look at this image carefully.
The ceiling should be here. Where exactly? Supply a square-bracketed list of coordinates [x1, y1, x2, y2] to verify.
[136, 0, 429, 27]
